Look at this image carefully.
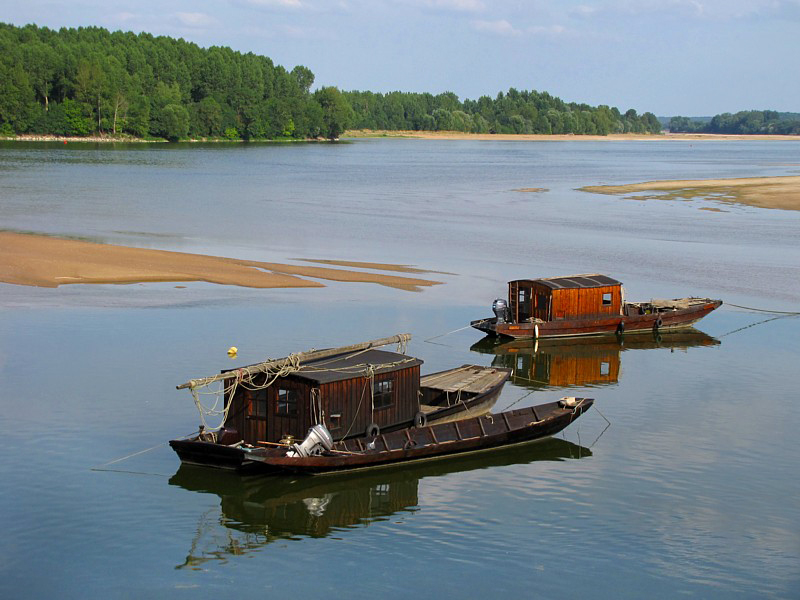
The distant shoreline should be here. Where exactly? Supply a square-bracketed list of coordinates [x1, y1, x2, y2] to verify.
[5, 131, 800, 144]
[344, 130, 800, 142]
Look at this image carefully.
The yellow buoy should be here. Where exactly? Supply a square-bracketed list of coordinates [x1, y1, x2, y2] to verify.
[227, 346, 238, 358]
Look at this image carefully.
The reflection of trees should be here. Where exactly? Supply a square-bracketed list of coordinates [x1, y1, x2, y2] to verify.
[470, 329, 719, 391]
[170, 438, 591, 569]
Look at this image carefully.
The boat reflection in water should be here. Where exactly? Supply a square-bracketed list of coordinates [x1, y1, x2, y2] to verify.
[169, 437, 590, 569]
[470, 328, 720, 390]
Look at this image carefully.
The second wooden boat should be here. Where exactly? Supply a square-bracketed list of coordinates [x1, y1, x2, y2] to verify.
[472, 274, 721, 340]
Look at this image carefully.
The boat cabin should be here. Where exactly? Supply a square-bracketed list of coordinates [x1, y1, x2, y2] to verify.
[508, 274, 623, 323]
[220, 349, 423, 445]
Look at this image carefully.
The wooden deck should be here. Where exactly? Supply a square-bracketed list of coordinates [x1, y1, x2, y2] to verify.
[420, 365, 509, 394]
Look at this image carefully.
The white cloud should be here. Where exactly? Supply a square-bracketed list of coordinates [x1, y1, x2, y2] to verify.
[527, 24, 568, 36]
[566, 0, 800, 20]
[112, 12, 138, 23]
[472, 19, 521, 35]
[411, 0, 485, 12]
[175, 12, 216, 28]
[239, 0, 304, 8]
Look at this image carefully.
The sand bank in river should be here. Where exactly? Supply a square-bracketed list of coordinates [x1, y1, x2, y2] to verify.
[0, 232, 442, 291]
[579, 175, 800, 211]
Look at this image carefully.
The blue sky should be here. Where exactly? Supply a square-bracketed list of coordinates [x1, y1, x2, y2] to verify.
[3, 0, 798, 116]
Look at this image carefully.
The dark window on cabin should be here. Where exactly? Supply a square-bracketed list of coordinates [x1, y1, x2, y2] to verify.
[537, 294, 547, 310]
[277, 388, 298, 416]
[252, 389, 267, 417]
[373, 379, 394, 409]
[602, 292, 612, 306]
[328, 412, 342, 430]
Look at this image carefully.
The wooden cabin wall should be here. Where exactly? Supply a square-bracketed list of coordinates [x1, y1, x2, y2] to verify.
[221, 374, 313, 444]
[321, 366, 421, 439]
[266, 378, 310, 443]
[550, 285, 621, 319]
[223, 387, 249, 440]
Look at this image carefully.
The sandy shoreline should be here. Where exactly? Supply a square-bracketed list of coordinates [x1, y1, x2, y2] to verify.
[579, 175, 800, 211]
[7, 132, 800, 144]
[344, 130, 800, 142]
[0, 232, 443, 291]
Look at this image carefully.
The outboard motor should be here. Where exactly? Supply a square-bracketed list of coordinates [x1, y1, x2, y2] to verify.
[492, 298, 510, 324]
[287, 423, 334, 458]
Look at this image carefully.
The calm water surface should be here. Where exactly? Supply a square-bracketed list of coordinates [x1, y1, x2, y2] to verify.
[1, 139, 799, 599]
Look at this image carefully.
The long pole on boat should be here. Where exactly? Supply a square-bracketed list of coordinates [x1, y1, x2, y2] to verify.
[176, 333, 412, 390]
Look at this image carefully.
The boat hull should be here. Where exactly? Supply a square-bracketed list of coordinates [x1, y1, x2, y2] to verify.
[473, 299, 722, 340]
[247, 398, 593, 475]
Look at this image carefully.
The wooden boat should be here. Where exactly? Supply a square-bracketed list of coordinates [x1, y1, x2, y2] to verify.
[472, 274, 721, 340]
[223, 397, 593, 476]
[169, 334, 510, 471]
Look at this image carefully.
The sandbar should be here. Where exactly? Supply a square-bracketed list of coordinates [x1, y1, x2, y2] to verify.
[293, 258, 452, 275]
[579, 175, 800, 211]
[0, 232, 442, 291]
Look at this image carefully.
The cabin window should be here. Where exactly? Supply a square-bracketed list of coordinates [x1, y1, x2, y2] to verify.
[518, 289, 527, 303]
[277, 388, 298, 416]
[251, 389, 267, 417]
[536, 294, 548, 310]
[328, 412, 342, 431]
[373, 379, 394, 409]
[600, 361, 610, 376]
[602, 292, 612, 306]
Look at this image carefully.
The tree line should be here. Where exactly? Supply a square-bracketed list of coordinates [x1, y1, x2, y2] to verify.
[344, 89, 662, 135]
[0, 23, 351, 140]
[0, 22, 662, 141]
[668, 111, 800, 135]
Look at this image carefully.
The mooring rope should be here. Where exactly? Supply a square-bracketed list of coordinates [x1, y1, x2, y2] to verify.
[424, 320, 489, 345]
[718, 314, 796, 338]
[724, 303, 800, 315]
[89, 430, 197, 474]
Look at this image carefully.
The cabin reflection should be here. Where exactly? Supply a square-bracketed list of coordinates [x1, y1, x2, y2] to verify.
[470, 328, 720, 390]
[169, 438, 590, 569]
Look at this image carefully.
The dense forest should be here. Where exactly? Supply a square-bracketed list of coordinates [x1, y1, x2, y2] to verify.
[0, 22, 663, 141]
[668, 111, 800, 135]
[345, 89, 662, 135]
[0, 23, 351, 140]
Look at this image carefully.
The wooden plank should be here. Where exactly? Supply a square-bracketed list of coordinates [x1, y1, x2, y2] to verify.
[421, 366, 507, 394]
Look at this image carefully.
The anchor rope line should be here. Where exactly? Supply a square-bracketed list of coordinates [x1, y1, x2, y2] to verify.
[718, 314, 795, 339]
[424, 321, 489, 344]
[724, 303, 800, 315]
[89, 429, 197, 472]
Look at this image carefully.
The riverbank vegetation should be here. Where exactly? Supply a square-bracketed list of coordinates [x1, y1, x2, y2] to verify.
[2, 22, 659, 141]
[0, 23, 351, 141]
[668, 111, 800, 135]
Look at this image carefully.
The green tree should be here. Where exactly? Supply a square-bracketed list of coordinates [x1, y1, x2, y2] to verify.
[314, 87, 352, 140]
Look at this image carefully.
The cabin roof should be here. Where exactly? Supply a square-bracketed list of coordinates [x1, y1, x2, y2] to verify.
[511, 274, 621, 290]
[292, 349, 423, 384]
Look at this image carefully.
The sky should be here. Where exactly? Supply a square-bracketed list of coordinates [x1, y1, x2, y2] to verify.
[2, 0, 798, 116]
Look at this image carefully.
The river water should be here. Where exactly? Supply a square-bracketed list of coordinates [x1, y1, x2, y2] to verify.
[1, 139, 799, 598]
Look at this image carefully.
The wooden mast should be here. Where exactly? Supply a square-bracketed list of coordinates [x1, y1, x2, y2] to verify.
[176, 333, 412, 390]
